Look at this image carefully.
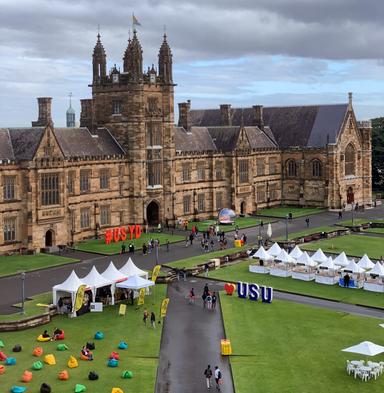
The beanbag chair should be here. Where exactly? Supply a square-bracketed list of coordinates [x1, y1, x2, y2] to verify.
[111, 389, 124, 393]
[58, 370, 69, 380]
[21, 370, 33, 383]
[107, 358, 118, 367]
[10, 386, 26, 393]
[33, 347, 43, 357]
[0, 364, 5, 374]
[80, 353, 91, 361]
[44, 354, 56, 365]
[57, 344, 68, 351]
[13, 345, 22, 353]
[88, 371, 99, 380]
[86, 342, 95, 350]
[109, 351, 119, 360]
[0, 351, 7, 361]
[6, 357, 16, 365]
[67, 356, 78, 368]
[55, 331, 65, 340]
[74, 384, 86, 392]
[37, 335, 51, 342]
[118, 342, 128, 350]
[0, 340, 4, 348]
[94, 331, 104, 340]
[121, 370, 133, 379]
[32, 361, 43, 370]
[40, 383, 51, 393]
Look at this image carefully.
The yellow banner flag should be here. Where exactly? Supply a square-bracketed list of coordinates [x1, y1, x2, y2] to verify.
[74, 284, 87, 312]
[160, 298, 170, 318]
[151, 265, 161, 282]
[137, 288, 145, 306]
[119, 304, 126, 316]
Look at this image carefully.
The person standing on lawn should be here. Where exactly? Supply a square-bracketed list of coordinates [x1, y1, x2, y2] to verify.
[204, 364, 213, 390]
[150, 311, 156, 328]
[212, 292, 217, 310]
[143, 308, 149, 326]
[214, 366, 222, 391]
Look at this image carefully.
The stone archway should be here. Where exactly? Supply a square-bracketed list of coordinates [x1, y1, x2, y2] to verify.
[147, 201, 160, 226]
[347, 187, 354, 204]
[45, 230, 54, 247]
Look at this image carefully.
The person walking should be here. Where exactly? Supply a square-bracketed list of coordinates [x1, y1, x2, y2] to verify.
[143, 308, 149, 326]
[204, 364, 213, 390]
[338, 210, 343, 219]
[150, 311, 156, 329]
[212, 292, 217, 310]
[206, 292, 212, 309]
[166, 239, 170, 252]
[204, 263, 209, 277]
[214, 366, 222, 391]
[305, 218, 310, 227]
[189, 288, 195, 304]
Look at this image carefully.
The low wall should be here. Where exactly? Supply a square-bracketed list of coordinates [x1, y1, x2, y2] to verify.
[0, 308, 57, 332]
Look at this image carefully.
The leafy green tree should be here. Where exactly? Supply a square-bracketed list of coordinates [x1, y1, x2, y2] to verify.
[371, 117, 384, 191]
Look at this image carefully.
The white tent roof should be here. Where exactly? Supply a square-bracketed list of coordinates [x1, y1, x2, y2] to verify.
[318, 256, 337, 270]
[82, 266, 113, 288]
[53, 270, 87, 293]
[342, 341, 384, 356]
[275, 249, 295, 264]
[116, 275, 155, 290]
[342, 260, 365, 274]
[311, 248, 327, 263]
[119, 257, 147, 277]
[357, 254, 375, 270]
[268, 242, 282, 257]
[296, 251, 317, 267]
[289, 245, 303, 259]
[253, 246, 272, 260]
[334, 252, 349, 267]
[102, 262, 127, 283]
[366, 261, 384, 277]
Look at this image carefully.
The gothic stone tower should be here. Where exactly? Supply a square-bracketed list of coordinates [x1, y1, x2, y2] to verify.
[81, 31, 175, 226]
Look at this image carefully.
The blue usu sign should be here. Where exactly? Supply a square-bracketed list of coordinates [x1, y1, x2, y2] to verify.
[237, 281, 273, 303]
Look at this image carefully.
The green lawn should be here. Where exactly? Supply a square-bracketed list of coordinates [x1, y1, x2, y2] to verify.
[274, 225, 344, 241]
[0, 284, 166, 393]
[256, 206, 325, 218]
[0, 254, 79, 278]
[208, 260, 384, 308]
[75, 233, 184, 255]
[302, 234, 384, 260]
[364, 227, 384, 234]
[221, 295, 384, 393]
[338, 218, 384, 227]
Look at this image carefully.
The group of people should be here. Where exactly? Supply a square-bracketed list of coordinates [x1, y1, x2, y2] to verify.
[41, 327, 63, 341]
[188, 284, 217, 310]
[143, 308, 157, 328]
[204, 365, 223, 391]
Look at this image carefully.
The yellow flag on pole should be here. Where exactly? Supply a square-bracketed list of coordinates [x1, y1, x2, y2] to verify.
[137, 288, 146, 306]
[151, 265, 161, 282]
[160, 298, 170, 318]
[74, 284, 87, 312]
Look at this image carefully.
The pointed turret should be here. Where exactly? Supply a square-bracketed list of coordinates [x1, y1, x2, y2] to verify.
[123, 30, 143, 81]
[158, 33, 173, 84]
[92, 33, 107, 84]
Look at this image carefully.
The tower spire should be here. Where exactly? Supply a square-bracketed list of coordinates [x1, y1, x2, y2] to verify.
[158, 32, 173, 84]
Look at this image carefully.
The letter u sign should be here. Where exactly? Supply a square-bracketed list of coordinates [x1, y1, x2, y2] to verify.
[237, 281, 273, 303]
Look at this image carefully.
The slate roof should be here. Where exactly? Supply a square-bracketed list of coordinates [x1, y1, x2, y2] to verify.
[8, 128, 45, 160]
[0, 128, 15, 160]
[189, 104, 349, 148]
[174, 127, 216, 152]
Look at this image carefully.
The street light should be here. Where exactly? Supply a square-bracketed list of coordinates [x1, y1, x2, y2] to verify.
[351, 202, 355, 226]
[285, 214, 289, 241]
[20, 272, 26, 315]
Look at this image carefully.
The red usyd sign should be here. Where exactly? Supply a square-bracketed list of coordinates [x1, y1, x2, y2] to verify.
[104, 225, 142, 244]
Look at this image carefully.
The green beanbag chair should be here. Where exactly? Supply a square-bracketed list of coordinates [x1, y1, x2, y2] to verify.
[121, 370, 133, 379]
[5, 357, 16, 365]
[0, 340, 4, 348]
[32, 361, 43, 370]
[107, 359, 118, 367]
[10, 386, 27, 393]
[74, 384, 86, 392]
[118, 342, 128, 350]
[94, 332, 104, 340]
[57, 344, 68, 351]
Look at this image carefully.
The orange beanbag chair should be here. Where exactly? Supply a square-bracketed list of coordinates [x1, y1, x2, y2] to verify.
[44, 354, 56, 365]
[0, 351, 7, 361]
[80, 352, 92, 361]
[0, 365, 5, 374]
[33, 347, 43, 357]
[21, 370, 33, 382]
[67, 356, 78, 368]
[58, 370, 69, 380]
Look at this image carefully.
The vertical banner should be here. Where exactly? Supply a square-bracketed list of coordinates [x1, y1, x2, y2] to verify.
[137, 288, 146, 306]
[151, 265, 161, 282]
[160, 298, 170, 318]
[119, 304, 127, 316]
[74, 285, 87, 312]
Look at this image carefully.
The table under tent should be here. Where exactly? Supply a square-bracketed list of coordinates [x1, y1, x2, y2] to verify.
[340, 260, 365, 288]
[249, 246, 273, 274]
[315, 256, 340, 285]
[270, 249, 295, 277]
[364, 262, 384, 293]
[81, 266, 113, 305]
[292, 251, 318, 281]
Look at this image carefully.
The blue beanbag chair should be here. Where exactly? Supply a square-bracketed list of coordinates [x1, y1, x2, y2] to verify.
[108, 358, 118, 367]
[11, 386, 27, 393]
[94, 331, 104, 340]
[6, 357, 16, 365]
[118, 342, 128, 350]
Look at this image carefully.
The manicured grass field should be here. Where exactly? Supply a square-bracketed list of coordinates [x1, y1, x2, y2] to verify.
[221, 295, 384, 393]
[274, 225, 343, 241]
[75, 233, 184, 255]
[256, 206, 325, 218]
[0, 254, 79, 278]
[302, 234, 384, 260]
[364, 227, 384, 234]
[207, 260, 384, 308]
[0, 284, 166, 393]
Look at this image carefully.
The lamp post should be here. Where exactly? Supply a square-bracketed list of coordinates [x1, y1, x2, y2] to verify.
[155, 241, 159, 267]
[351, 202, 355, 226]
[285, 214, 289, 241]
[20, 272, 26, 315]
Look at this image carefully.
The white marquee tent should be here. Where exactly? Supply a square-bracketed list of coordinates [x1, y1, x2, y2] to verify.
[289, 245, 303, 259]
[101, 262, 127, 305]
[342, 260, 365, 274]
[296, 251, 317, 267]
[367, 261, 384, 277]
[119, 257, 148, 280]
[357, 254, 375, 270]
[253, 246, 272, 260]
[268, 242, 282, 257]
[81, 266, 113, 303]
[275, 249, 295, 264]
[334, 252, 349, 267]
[342, 341, 384, 356]
[318, 256, 337, 270]
[116, 275, 155, 290]
[311, 248, 327, 263]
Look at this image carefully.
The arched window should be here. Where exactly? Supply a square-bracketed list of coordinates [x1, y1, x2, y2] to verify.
[312, 160, 322, 177]
[286, 159, 297, 177]
[345, 144, 355, 176]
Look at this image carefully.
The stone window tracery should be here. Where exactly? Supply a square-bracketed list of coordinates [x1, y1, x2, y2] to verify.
[345, 144, 355, 176]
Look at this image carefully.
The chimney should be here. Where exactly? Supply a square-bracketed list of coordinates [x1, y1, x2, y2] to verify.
[220, 104, 232, 126]
[253, 105, 264, 129]
[80, 99, 94, 130]
[178, 100, 191, 131]
[32, 97, 53, 127]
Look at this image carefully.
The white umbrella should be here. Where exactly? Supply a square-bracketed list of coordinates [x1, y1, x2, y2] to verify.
[311, 248, 327, 263]
[267, 223, 272, 238]
[253, 246, 272, 260]
[318, 256, 337, 270]
[357, 254, 375, 270]
[289, 245, 303, 259]
[366, 262, 384, 277]
[268, 242, 281, 257]
[342, 341, 384, 356]
[275, 249, 295, 264]
[296, 251, 317, 267]
[342, 260, 365, 274]
[334, 252, 349, 267]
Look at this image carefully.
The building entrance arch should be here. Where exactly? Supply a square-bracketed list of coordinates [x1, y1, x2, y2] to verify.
[45, 230, 54, 247]
[347, 187, 354, 204]
[147, 201, 160, 226]
[240, 201, 245, 215]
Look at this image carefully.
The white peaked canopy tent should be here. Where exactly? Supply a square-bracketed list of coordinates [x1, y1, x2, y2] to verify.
[311, 248, 327, 263]
[275, 249, 295, 264]
[296, 251, 317, 267]
[334, 252, 349, 267]
[342, 260, 365, 274]
[367, 261, 384, 277]
[52, 270, 88, 317]
[253, 246, 272, 260]
[318, 256, 337, 270]
[268, 242, 282, 257]
[342, 341, 384, 356]
[119, 257, 148, 280]
[116, 274, 155, 290]
[357, 254, 375, 270]
[289, 245, 303, 259]
[81, 266, 113, 302]
[364, 261, 384, 293]
[315, 256, 339, 285]
[101, 262, 127, 305]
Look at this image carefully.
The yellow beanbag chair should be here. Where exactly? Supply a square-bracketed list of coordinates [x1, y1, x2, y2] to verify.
[67, 355, 78, 368]
[44, 354, 56, 365]
[21, 370, 33, 382]
[112, 388, 124, 393]
[37, 335, 51, 342]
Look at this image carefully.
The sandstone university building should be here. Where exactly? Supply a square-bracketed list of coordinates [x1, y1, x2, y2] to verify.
[0, 31, 372, 253]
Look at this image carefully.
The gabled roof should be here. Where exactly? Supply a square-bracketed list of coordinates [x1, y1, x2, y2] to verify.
[8, 127, 45, 160]
[0, 128, 15, 160]
[174, 126, 216, 152]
